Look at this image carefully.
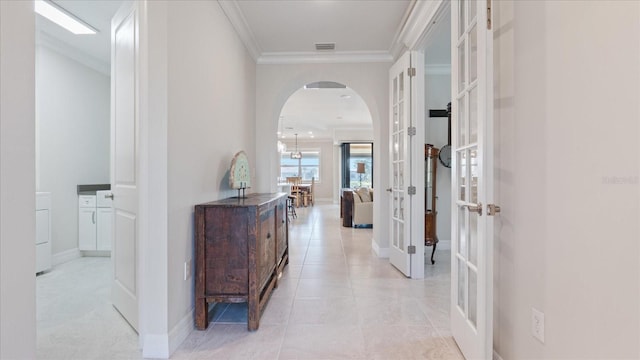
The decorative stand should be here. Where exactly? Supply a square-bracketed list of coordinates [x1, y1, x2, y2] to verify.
[425, 144, 439, 264]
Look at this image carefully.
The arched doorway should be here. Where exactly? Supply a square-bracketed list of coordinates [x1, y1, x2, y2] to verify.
[276, 81, 373, 203]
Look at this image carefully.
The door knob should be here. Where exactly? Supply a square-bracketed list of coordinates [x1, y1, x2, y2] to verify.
[487, 204, 501, 216]
[386, 188, 392, 192]
[104, 193, 114, 199]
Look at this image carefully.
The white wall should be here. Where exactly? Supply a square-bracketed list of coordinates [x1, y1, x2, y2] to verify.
[424, 71, 451, 243]
[36, 45, 111, 256]
[256, 62, 390, 251]
[280, 138, 335, 200]
[164, 0, 257, 347]
[0, 1, 36, 358]
[493, 1, 640, 358]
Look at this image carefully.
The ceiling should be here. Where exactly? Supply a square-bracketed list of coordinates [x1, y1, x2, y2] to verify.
[35, 1, 451, 143]
[279, 85, 371, 141]
[234, 0, 412, 55]
[36, 1, 123, 70]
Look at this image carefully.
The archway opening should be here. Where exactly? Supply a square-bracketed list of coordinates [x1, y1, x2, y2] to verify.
[276, 81, 373, 202]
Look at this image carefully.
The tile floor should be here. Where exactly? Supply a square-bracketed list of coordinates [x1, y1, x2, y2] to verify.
[37, 201, 463, 359]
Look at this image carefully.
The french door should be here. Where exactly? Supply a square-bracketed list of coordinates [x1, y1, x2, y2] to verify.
[450, 0, 495, 359]
[388, 51, 425, 279]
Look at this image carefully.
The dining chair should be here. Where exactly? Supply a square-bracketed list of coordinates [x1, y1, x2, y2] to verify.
[303, 177, 315, 207]
[286, 176, 303, 207]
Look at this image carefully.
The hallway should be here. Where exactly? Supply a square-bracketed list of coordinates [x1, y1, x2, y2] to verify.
[37, 201, 462, 359]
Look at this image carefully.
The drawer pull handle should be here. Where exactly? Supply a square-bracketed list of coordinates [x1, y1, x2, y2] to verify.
[266, 232, 271, 239]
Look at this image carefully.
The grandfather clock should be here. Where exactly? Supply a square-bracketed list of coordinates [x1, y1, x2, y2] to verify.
[425, 144, 439, 264]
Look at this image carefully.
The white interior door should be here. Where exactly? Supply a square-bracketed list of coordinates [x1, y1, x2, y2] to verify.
[388, 51, 424, 278]
[450, 0, 494, 358]
[111, 2, 139, 332]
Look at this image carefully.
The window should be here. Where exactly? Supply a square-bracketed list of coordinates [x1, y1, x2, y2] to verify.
[341, 143, 373, 188]
[280, 150, 320, 182]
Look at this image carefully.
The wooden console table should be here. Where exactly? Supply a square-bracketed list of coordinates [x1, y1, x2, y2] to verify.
[194, 193, 289, 331]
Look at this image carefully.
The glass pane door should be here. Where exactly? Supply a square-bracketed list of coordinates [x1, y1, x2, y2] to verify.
[450, 0, 494, 358]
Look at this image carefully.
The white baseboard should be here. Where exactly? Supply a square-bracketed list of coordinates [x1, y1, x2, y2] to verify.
[169, 309, 194, 356]
[371, 239, 389, 258]
[81, 250, 111, 257]
[493, 349, 504, 360]
[141, 308, 194, 359]
[52, 248, 81, 266]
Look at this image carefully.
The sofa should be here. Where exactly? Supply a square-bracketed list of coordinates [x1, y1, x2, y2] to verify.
[352, 187, 373, 226]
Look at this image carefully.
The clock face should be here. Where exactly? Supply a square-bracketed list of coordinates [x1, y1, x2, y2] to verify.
[229, 151, 251, 189]
[439, 145, 452, 168]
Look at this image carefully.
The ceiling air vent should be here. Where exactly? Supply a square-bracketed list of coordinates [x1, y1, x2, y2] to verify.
[315, 42, 336, 51]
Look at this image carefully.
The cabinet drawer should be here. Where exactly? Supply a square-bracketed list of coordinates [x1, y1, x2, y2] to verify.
[79, 195, 96, 207]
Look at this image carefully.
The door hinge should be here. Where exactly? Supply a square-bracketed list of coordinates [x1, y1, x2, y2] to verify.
[408, 245, 416, 254]
[408, 67, 416, 77]
[408, 186, 416, 195]
[487, 0, 492, 30]
[407, 126, 416, 136]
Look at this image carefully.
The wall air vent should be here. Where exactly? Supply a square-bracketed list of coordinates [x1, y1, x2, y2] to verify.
[315, 42, 336, 51]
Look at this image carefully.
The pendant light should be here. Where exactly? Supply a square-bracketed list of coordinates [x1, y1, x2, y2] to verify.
[290, 133, 302, 159]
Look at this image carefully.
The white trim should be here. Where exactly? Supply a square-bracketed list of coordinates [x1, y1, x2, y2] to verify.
[80, 250, 110, 257]
[141, 333, 169, 359]
[425, 64, 451, 75]
[168, 310, 194, 356]
[36, 31, 110, 76]
[52, 248, 81, 266]
[371, 239, 389, 258]
[493, 349, 504, 360]
[258, 51, 393, 65]
[392, 0, 444, 59]
[388, 0, 419, 60]
[217, 0, 261, 61]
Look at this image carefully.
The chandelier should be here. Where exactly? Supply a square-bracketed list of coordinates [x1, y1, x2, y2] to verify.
[290, 133, 302, 159]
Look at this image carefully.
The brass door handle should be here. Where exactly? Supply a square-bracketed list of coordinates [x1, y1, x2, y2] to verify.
[487, 204, 501, 216]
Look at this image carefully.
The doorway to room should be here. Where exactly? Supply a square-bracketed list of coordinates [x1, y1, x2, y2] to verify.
[34, 1, 138, 357]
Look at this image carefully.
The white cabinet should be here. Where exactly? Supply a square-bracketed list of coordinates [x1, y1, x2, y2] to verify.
[96, 207, 112, 251]
[78, 195, 97, 250]
[78, 192, 112, 252]
[36, 192, 52, 273]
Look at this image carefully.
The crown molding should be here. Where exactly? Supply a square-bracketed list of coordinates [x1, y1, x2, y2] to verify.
[257, 51, 393, 65]
[217, 0, 261, 61]
[425, 64, 451, 75]
[388, 0, 417, 61]
[36, 31, 110, 76]
[390, 0, 445, 60]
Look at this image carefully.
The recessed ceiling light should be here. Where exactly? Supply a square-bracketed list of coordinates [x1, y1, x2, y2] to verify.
[310, 135, 315, 138]
[34, 0, 97, 35]
[308, 131, 313, 134]
[277, 131, 281, 135]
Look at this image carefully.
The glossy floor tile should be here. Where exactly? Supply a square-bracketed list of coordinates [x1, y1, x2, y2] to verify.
[37, 201, 463, 359]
